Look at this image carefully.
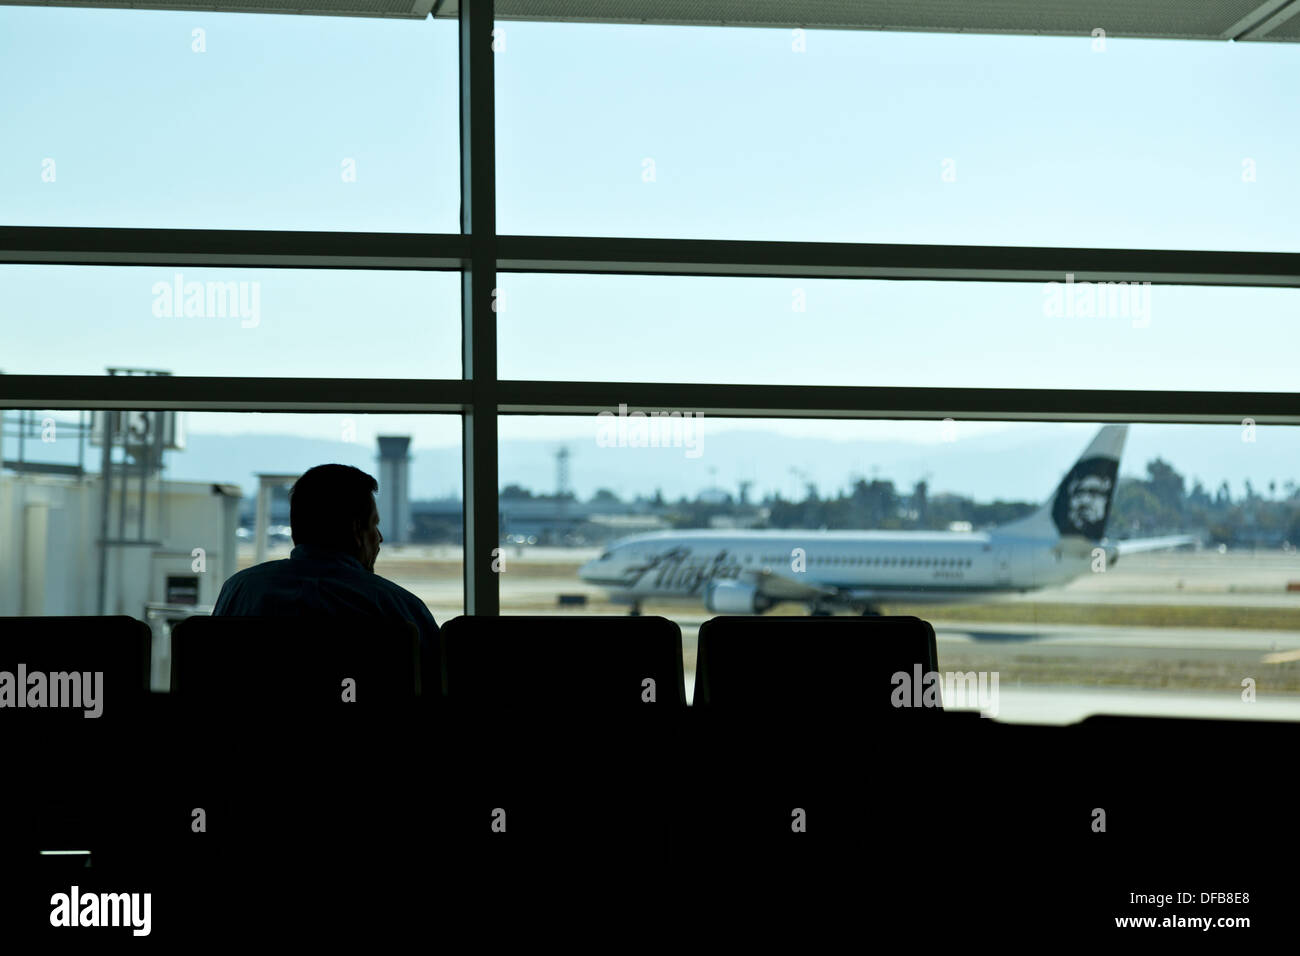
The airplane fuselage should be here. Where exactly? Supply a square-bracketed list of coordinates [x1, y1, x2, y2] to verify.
[579, 529, 1097, 606]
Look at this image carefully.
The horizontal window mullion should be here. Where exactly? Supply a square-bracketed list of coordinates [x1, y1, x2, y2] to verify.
[5, 228, 1300, 287]
[0, 376, 472, 411]
[0, 227, 469, 270]
[497, 381, 1300, 425]
[3, 377, 1295, 423]
[496, 236, 1300, 288]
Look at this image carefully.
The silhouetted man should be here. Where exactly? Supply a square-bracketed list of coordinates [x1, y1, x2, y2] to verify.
[213, 464, 439, 689]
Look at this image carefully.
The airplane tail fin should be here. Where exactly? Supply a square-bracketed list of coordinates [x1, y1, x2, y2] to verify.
[997, 425, 1127, 543]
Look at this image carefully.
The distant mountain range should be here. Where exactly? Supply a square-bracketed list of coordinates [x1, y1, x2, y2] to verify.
[154, 424, 1298, 505]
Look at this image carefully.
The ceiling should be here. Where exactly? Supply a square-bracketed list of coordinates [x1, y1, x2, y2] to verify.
[2, 0, 1300, 41]
[454, 0, 1300, 41]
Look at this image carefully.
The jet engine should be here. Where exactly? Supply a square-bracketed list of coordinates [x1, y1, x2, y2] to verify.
[704, 579, 773, 614]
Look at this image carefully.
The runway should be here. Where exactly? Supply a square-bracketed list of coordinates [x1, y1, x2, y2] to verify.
[639, 614, 1300, 648]
[932, 621, 1300, 651]
[935, 685, 1300, 723]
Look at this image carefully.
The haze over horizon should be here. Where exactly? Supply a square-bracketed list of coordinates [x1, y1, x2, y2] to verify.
[149, 422, 1298, 505]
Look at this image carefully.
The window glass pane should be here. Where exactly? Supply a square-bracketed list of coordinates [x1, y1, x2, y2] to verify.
[499, 415, 1300, 722]
[1, 265, 459, 378]
[0, 8, 458, 232]
[497, 24, 1300, 251]
[0, 410, 463, 688]
[497, 272, 1299, 392]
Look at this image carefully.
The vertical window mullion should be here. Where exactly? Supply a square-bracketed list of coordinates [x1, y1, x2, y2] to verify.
[460, 0, 499, 616]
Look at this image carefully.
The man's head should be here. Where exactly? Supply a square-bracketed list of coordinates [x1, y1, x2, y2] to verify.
[289, 464, 383, 572]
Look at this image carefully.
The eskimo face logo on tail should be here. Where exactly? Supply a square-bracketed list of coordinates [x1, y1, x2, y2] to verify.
[1051, 456, 1118, 541]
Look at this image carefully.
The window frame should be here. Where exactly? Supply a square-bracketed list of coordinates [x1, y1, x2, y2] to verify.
[1, 0, 1299, 615]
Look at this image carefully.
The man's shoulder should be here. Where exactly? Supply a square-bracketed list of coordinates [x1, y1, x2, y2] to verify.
[225, 559, 294, 584]
[214, 559, 293, 604]
[369, 573, 424, 605]
[369, 574, 435, 621]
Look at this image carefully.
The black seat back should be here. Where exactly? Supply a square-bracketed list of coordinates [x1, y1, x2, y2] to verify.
[441, 614, 686, 717]
[0, 615, 150, 725]
[170, 616, 421, 713]
[694, 615, 941, 717]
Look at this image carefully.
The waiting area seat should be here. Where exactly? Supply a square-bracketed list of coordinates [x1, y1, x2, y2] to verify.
[441, 613, 685, 711]
[169, 615, 423, 709]
[0, 615, 151, 719]
[437, 614, 688, 875]
[694, 613, 940, 714]
[0, 615, 153, 796]
[690, 613, 943, 788]
[163, 615, 429, 875]
[677, 615, 944, 873]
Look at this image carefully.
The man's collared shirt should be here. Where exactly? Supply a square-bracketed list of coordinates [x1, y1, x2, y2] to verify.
[212, 544, 440, 685]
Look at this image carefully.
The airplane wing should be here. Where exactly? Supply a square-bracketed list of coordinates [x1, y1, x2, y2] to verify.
[745, 567, 841, 602]
[1113, 534, 1199, 556]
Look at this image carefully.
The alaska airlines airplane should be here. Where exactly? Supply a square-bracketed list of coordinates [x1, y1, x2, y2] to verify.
[578, 425, 1196, 615]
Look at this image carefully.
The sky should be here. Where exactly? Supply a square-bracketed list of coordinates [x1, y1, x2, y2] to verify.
[2, 8, 1299, 459]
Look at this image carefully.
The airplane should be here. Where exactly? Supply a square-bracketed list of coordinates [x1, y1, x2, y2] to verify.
[578, 424, 1198, 616]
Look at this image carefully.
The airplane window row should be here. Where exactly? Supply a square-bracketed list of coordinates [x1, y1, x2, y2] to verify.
[759, 555, 974, 567]
[818, 556, 971, 567]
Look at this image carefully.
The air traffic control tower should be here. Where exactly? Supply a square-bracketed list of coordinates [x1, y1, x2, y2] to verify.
[377, 436, 412, 544]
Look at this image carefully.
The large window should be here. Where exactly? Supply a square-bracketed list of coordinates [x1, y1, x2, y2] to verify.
[0, 8, 459, 232]
[496, 273, 1300, 392]
[2, 4, 1297, 724]
[495, 23, 1300, 250]
[498, 416, 1300, 719]
[0, 266, 460, 378]
[0, 409, 462, 688]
